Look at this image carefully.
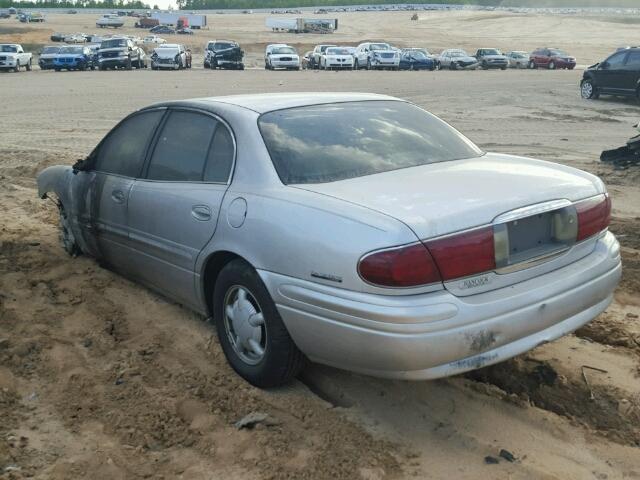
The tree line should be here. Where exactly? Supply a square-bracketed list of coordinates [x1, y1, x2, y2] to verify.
[0, 0, 150, 8]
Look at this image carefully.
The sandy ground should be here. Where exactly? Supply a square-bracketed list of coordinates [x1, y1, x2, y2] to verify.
[1, 10, 640, 480]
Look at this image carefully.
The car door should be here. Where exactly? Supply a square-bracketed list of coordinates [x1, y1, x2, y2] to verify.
[595, 50, 628, 94]
[620, 50, 640, 94]
[127, 108, 235, 308]
[75, 108, 165, 268]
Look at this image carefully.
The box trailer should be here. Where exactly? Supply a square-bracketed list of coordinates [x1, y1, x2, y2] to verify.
[151, 12, 207, 29]
[265, 17, 338, 34]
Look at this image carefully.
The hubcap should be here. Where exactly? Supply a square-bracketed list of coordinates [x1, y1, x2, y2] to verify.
[223, 286, 266, 365]
[581, 82, 593, 98]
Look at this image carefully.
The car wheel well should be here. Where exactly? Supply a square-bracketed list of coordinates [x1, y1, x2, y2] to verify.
[202, 251, 248, 316]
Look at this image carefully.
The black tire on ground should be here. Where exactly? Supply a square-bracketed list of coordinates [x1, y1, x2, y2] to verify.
[548, 60, 556, 70]
[126, 56, 132, 70]
[580, 79, 599, 99]
[501, 65, 507, 70]
[26, 59, 32, 71]
[100, 64, 106, 71]
[354, 59, 359, 70]
[366, 59, 371, 70]
[213, 259, 305, 387]
[529, 60, 536, 69]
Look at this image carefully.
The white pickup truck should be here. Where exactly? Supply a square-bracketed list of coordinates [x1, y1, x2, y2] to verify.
[96, 14, 124, 28]
[0, 44, 32, 71]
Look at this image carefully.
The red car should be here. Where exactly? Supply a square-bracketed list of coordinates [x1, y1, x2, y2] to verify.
[529, 48, 576, 70]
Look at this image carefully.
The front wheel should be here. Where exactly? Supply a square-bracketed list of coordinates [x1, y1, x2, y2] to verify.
[214, 260, 305, 387]
[581, 79, 599, 99]
[59, 208, 81, 256]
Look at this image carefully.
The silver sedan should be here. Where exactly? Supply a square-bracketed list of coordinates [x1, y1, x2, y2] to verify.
[37, 93, 621, 387]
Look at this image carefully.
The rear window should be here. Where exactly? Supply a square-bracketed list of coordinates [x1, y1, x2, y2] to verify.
[258, 101, 483, 185]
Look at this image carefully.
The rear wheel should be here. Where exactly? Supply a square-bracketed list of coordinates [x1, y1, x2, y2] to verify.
[214, 260, 304, 387]
[548, 60, 556, 70]
[26, 59, 32, 71]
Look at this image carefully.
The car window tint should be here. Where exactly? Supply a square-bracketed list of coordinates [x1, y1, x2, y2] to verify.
[259, 101, 483, 185]
[95, 110, 163, 177]
[147, 111, 217, 181]
[607, 51, 627, 69]
[624, 51, 640, 69]
[203, 124, 234, 182]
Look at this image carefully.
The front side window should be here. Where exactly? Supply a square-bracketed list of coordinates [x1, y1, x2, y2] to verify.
[624, 51, 640, 70]
[147, 111, 217, 181]
[259, 101, 483, 185]
[95, 110, 164, 177]
[606, 51, 627, 69]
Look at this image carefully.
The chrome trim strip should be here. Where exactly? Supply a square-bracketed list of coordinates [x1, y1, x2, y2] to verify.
[493, 199, 572, 224]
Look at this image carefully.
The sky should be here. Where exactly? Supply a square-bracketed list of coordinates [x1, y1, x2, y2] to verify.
[153, 0, 176, 9]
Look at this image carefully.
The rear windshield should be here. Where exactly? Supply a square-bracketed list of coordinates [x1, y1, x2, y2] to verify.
[259, 101, 483, 185]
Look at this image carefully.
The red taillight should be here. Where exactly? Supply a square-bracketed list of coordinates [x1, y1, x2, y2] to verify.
[425, 227, 496, 281]
[358, 243, 441, 287]
[576, 194, 611, 241]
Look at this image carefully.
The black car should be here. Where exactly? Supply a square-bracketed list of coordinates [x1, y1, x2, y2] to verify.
[581, 47, 640, 101]
[150, 25, 175, 34]
[204, 40, 244, 70]
[50, 32, 66, 42]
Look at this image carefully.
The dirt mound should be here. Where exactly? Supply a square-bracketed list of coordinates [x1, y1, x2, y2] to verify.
[466, 358, 640, 446]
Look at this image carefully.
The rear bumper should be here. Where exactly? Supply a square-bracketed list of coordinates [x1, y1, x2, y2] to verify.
[260, 232, 621, 380]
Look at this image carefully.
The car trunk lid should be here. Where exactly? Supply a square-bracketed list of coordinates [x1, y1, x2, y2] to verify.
[295, 153, 605, 295]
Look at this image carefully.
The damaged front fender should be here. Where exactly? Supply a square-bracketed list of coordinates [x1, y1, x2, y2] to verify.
[37, 165, 72, 200]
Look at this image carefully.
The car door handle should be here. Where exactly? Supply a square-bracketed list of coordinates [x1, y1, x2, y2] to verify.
[191, 205, 212, 221]
[111, 189, 125, 204]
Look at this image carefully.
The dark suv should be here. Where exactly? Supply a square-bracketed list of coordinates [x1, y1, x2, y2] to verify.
[581, 47, 640, 101]
[529, 48, 576, 70]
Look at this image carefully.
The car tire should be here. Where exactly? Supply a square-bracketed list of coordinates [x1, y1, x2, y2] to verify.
[500, 66, 507, 70]
[449, 62, 457, 70]
[580, 79, 598, 99]
[529, 60, 536, 69]
[366, 58, 371, 70]
[126, 56, 132, 70]
[213, 259, 305, 388]
[26, 59, 32, 71]
[548, 60, 556, 70]
[59, 207, 81, 257]
[481, 61, 488, 70]
[354, 59, 359, 70]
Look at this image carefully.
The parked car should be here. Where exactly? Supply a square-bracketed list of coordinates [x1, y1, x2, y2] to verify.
[64, 33, 87, 43]
[0, 43, 32, 71]
[36, 93, 620, 388]
[177, 27, 194, 35]
[439, 49, 479, 70]
[204, 40, 244, 70]
[529, 48, 576, 70]
[301, 50, 313, 69]
[309, 44, 336, 69]
[475, 48, 508, 70]
[581, 47, 640, 100]
[320, 46, 354, 70]
[143, 35, 166, 45]
[506, 50, 529, 69]
[151, 43, 191, 70]
[38, 45, 60, 70]
[97, 37, 146, 70]
[150, 25, 175, 35]
[96, 14, 124, 28]
[354, 42, 400, 70]
[265, 44, 300, 70]
[0, 12, 12, 19]
[399, 48, 436, 70]
[49, 32, 67, 42]
[53, 45, 96, 71]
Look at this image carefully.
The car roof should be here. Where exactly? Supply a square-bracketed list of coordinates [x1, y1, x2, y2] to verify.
[148, 92, 399, 115]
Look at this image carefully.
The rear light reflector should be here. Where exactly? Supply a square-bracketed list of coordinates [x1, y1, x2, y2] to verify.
[425, 227, 496, 281]
[576, 194, 611, 241]
[358, 243, 441, 287]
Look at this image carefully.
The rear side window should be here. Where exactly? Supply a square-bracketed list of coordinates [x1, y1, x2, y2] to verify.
[624, 51, 640, 69]
[259, 101, 483, 185]
[147, 111, 217, 181]
[204, 125, 234, 183]
[95, 110, 163, 177]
